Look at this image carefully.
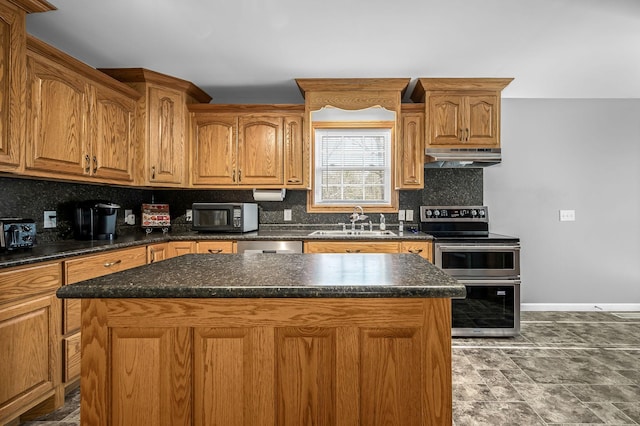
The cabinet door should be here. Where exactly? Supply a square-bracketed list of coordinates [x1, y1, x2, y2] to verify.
[466, 94, 499, 146]
[168, 241, 196, 258]
[191, 114, 236, 185]
[283, 115, 305, 188]
[400, 241, 433, 262]
[0, 295, 58, 422]
[148, 86, 185, 185]
[238, 116, 283, 185]
[25, 55, 90, 177]
[0, 3, 25, 172]
[147, 243, 169, 264]
[397, 112, 424, 189]
[91, 84, 136, 182]
[304, 241, 400, 253]
[428, 95, 464, 146]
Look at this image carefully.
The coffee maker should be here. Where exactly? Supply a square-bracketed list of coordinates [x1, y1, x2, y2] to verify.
[74, 201, 121, 240]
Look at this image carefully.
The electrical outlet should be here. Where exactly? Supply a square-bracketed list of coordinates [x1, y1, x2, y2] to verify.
[284, 209, 292, 221]
[398, 210, 406, 221]
[44, 210, 57, 228]
[406, 209, 414, 221]
[185, 209, 193, 222]
[124, 209, 135, 225]
[559, 209, 576, 222]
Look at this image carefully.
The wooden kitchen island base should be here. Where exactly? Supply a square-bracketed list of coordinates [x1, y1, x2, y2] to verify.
[81, 297, 453, 426]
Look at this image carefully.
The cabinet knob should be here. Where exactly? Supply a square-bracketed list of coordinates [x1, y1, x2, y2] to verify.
[151, 166, 156, 179]
[92, 156, 98, 173]
[408, 249, 423, 254]
[345, 249, 361, 253]
[103, 259, 122, 268]
[208, 249, 223, 254]
[84, 154, 91, 173]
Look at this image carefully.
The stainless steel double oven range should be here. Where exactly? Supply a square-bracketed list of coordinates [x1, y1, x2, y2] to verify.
[420, 206, 521, 337]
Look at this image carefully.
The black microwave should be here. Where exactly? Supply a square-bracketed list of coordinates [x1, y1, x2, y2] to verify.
[192, 203, 258, 233]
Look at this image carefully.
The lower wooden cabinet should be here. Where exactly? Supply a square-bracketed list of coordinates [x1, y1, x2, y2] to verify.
[168, 241, 196, 257]
[0, 262, 61, 425]
[81, 297, 452, 426]
[61, 246, 148, 388]
[401, 241, 433, 262]
[196, 240, 235, 254]
[147, 243, 169, 263]
[304, 241, 401, 253]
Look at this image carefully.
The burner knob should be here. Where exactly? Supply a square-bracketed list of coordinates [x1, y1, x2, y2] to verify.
[434, 210, 440, 216]
[22, 224, 32, 232]
[425, 209, 432, 216]
[479, 210, 486, 217]
[471, 210, 477, 216]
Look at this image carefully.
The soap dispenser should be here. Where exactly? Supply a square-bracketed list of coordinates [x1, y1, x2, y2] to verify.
[379, 214, 386, 231]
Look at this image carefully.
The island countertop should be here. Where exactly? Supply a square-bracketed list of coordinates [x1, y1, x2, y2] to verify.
[56, 253, 465, 299]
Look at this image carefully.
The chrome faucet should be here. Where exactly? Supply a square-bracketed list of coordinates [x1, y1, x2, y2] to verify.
[349, 206, 368, 230]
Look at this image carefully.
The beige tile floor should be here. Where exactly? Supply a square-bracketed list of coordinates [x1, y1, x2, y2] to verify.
[20, 311, 640, 425]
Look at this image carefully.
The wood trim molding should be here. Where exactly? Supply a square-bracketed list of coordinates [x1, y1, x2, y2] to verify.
[410, 77, 514, 102]
[7, 0, 55, 13]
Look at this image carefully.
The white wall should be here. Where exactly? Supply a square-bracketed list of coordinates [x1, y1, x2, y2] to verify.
[484, 99, 640, 308]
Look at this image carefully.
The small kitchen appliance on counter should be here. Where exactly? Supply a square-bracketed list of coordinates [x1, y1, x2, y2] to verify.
[74, 200, 121, 240]
[420, 206, 521, 337]
[192, 202, 258, 233]
[0, 218, 36, 251]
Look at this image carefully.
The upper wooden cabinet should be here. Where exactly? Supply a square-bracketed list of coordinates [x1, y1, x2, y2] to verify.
[23, 36, 140, 184]
[189, 104, 305, 188]
[0, 2, 26, 172]
[411, 78, 512, 149]
[397, 103, 424, 189]
[99, 68, 212, 187]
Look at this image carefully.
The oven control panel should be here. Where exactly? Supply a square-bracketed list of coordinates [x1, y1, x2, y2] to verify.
[420, 206, 488, 222]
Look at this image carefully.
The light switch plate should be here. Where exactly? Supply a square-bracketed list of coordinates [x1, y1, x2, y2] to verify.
[284, 209, 292, 221]
[185, 209, 193, 222]
[124, 209, 135, 225]
[406, 209, 414, 221]
[559, 209, 576, 221]
[44, 210, 57, 228]
[398, 210, 406, 221]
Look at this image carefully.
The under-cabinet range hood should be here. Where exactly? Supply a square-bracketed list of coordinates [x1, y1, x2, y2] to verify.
[424, 148, 501, 168]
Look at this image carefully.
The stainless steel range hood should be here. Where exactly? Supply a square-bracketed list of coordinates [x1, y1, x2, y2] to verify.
[424, 148, 501, 168]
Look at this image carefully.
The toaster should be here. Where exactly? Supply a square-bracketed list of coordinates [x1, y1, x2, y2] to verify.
[0, 218, 37, 251]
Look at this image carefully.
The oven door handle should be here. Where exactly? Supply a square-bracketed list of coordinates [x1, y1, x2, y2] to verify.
[457, 279, 521, 285]
[437, 244, 520, 251]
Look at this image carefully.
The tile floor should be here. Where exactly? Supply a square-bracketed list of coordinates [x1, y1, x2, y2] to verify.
[20, 311, 640, 426]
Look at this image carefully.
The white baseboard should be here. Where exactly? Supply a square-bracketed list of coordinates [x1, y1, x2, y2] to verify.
[522, 303, 640, 312]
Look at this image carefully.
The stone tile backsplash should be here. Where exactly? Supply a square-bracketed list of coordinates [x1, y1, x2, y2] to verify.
[0, 168, 482, 242]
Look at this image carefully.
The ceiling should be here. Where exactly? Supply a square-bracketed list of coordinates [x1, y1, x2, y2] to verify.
[26, 0, 640, 103]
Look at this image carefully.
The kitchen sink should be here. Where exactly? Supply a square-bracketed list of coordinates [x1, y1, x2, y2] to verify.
[307, 230, 397, 237]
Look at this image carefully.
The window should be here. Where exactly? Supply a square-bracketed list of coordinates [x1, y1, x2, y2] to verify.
[312, 125, 395, 210]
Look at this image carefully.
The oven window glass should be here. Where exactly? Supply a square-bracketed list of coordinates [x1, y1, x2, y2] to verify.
[442, 251, 514, 270]
[200, 210, 229, 226]
[452, 285, 515, 328]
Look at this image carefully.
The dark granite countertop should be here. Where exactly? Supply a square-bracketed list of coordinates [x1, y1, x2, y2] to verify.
[0, 227, 433, 269]
[56, 253, 464, 299]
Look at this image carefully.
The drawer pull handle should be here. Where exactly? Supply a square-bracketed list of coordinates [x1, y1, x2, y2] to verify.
[408, 249, 423, 254]
[345, 249, 361, 253]
[103, 260, 122, 268]
[208, 249, 223, 254]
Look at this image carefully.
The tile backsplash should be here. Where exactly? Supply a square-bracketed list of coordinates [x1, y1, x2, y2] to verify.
[0, 168, 482, 242]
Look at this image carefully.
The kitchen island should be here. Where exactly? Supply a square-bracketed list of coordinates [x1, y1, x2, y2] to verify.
[57, 253, 465, 426]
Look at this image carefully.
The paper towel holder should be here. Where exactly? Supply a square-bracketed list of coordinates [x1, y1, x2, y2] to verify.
[253, 188, 286, 202]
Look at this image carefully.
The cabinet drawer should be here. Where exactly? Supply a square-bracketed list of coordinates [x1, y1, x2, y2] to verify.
[196, 241, 235, 254]
[304, 241, 400, 253]
[400, 241, 433, 262]
[0, 262, 61, 305]
[64, 246, 147, 284]
[63, 332, 81, 382]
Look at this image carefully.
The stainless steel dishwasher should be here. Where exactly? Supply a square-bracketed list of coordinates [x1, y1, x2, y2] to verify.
[236, 240, 303, 254]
